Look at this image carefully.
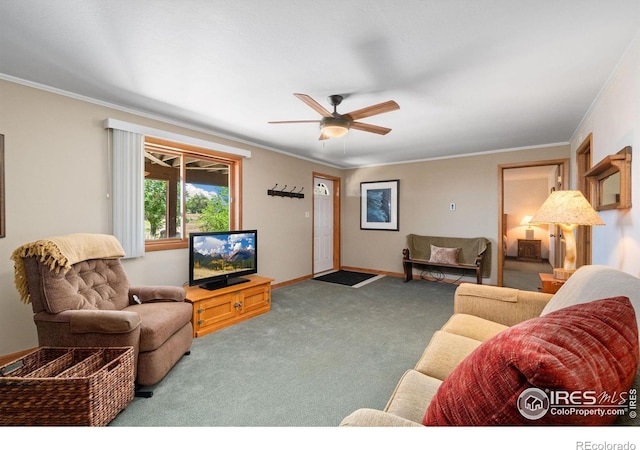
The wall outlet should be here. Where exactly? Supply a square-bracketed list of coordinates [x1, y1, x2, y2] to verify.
[449, 202, 456, 211]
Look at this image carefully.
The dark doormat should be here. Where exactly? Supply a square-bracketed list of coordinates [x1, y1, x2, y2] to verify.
[313, 270, 382, 287]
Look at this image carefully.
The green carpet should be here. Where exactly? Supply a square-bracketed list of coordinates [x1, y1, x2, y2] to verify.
[503, 258, 553, 291]
[109, 276, 457, 427]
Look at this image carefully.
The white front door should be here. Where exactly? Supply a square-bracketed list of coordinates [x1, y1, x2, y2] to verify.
[314, 177, 334, 274]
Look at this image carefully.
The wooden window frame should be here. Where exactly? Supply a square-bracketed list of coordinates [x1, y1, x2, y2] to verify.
[144, 137, 243, 252]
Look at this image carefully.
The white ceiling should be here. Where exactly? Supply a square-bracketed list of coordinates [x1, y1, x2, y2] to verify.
[1, 1, 639, 168]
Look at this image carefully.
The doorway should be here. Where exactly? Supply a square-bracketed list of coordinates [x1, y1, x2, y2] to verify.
[498, 159, 568, 287]
[313, 173, 340, 274]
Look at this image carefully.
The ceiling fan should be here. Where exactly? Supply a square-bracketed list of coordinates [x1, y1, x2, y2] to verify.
[269, 93, 399, 140]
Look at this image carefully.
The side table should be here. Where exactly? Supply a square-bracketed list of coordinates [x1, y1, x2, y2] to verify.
[539, 273, 566, 294]
[518, 239, 542, 261]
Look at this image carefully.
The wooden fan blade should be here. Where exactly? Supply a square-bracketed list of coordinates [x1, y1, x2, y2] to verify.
[294, 93, 333, 118]
[344, 100, 399, 121]
[350, 121, 392, 135]
[268, 120, 321, 124]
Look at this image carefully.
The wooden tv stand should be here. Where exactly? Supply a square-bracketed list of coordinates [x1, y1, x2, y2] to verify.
[184, 275, 274, 338]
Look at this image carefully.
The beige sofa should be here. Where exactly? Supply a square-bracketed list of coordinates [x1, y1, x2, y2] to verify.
[340, 265, 640, 426]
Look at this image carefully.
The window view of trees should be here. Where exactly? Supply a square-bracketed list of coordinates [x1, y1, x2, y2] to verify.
[144, 179, 230, 240]
[144, 179, 170, 239]
[143, 140, 233, 244]
[185, 185, 229, 234]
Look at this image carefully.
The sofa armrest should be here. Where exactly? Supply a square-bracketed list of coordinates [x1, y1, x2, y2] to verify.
[339, 408, 423, 427]
[454, 283, 553, 326]
[33, 310, 141, 351]
[129, 286, 186, 304]
[34, 309, 141, 333]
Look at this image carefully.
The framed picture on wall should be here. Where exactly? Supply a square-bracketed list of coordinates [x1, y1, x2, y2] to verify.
[360, 179, 399, 231]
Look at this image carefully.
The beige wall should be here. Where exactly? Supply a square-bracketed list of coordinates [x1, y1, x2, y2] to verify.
[0, 79, 340, 354]
[570, 33, 640, 276]
[242, 149, 342, 282]
[341, 145, 570, 282]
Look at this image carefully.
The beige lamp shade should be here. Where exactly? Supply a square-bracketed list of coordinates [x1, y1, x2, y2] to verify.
[530, 190, 604, 276]
[529, 190, 604, 227]
[520, 215, 533, 226]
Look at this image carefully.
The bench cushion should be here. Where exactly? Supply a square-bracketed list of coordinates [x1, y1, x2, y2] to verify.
[428, 245, 459, 264]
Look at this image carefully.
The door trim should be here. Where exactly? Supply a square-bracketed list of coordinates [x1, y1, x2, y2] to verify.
[498, 158, 569, 286]
[312, 172, 341, 273]
[576, 133, 593, 267]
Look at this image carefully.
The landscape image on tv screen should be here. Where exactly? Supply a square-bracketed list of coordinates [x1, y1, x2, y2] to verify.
[192, 232, 256, 281]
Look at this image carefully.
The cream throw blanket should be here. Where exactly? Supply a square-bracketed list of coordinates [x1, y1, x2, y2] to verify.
[11, 233, 126, 304]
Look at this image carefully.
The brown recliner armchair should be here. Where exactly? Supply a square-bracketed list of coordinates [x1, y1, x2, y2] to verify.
[12, 233, 193, 395]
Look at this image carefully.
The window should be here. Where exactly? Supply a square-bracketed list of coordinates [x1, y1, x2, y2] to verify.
[314, 182, 330, 196]
[144, 137, 242, 251]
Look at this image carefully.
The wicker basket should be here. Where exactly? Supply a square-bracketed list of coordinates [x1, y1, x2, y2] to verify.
[0, 347, 135, 426]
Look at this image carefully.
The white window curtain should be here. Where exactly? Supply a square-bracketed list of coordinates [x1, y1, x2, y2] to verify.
[111, 129, 145, 258]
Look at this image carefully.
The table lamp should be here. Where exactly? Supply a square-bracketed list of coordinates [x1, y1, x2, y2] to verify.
[529, 190, 604, 280]
[520, 215, 534, 239]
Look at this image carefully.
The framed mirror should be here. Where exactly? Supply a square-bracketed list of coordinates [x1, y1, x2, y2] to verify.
[585, 146, 631, 211]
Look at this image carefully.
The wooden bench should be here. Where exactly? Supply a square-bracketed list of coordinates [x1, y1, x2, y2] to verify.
[402, 235, 490, 284]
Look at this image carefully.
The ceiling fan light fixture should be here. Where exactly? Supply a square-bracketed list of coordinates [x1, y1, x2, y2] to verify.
[320, 117, 350, 138]
[270, 93, 399, 140]
[321, 124, 349, 138]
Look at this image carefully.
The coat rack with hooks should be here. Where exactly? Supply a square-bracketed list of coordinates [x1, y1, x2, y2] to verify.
[267, 184, 305, 199]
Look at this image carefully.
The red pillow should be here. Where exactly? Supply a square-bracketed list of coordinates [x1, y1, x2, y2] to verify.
[423, 296, 638, 425]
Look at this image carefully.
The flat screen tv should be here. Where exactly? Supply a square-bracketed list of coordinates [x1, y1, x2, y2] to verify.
[189, 230, 257, 290]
